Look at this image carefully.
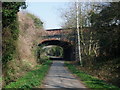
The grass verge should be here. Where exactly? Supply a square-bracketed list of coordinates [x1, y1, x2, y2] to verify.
[65, 62, 120, 89]
[4, 60, 52, 88]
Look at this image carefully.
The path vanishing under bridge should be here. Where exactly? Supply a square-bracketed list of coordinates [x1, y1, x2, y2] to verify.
[41, 60, 86, 88]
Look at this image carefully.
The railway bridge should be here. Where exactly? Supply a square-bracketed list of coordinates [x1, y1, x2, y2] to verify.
[39, 28, 78, 60]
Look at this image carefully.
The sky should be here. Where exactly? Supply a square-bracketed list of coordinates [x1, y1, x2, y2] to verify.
[25, 2, 70, 29]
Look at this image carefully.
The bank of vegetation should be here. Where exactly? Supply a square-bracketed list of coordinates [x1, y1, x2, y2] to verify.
[5, 60, 52, 88]
[65, 62, 119, 88]
[61, 2, 120, 87]
[2, 2, 46, 87]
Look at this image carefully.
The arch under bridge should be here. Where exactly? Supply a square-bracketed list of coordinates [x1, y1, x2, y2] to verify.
[39, 28, 78, 61]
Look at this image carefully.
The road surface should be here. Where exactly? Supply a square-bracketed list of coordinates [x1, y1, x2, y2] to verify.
[42, 60, 86, 88]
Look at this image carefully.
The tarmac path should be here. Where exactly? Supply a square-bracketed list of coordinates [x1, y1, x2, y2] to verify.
[42, 60, 86, 88]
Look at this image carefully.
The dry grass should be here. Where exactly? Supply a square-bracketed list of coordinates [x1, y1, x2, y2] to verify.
[70, 58, 120, 87]
[17, 11, 45, 66]
[3, 11, 46, 87]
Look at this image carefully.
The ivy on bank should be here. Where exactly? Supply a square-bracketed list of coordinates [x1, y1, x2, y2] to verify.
[2, 2, 26, 66]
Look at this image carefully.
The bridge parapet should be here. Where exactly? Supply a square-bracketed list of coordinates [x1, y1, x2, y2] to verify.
[42, 28, 77, 44]
[40, 27, 91, 61]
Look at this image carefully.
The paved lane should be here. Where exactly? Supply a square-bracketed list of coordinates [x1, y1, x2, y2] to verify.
[42, 60, 86, 88]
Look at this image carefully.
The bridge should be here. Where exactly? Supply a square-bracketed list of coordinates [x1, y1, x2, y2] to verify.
[39, 28, 78, 60]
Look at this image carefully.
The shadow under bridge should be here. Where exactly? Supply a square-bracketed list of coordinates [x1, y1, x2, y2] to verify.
[38, 40, 75, 61]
